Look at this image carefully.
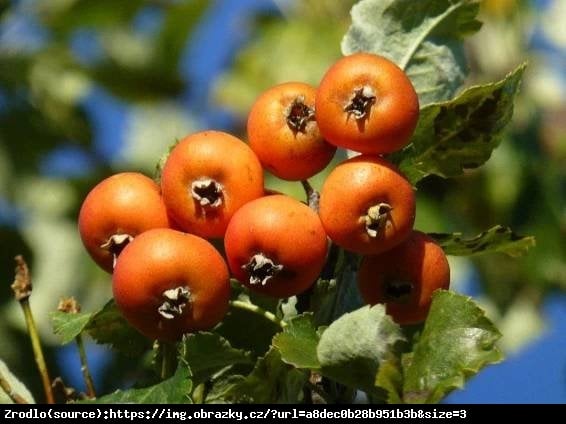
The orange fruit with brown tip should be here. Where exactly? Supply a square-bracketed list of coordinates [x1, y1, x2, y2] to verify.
[224, 195, 328, 298]
[358, 231, 450, 325]
[247, 82, 336, 180]
[319, 155, 415, 255]
[160, 130, 264, 239]
[316, 53, 419, 154]
[78, 172, 171, 273]
[113, 228, 230, 341]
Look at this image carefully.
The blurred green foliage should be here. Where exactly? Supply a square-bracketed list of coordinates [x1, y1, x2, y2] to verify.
[0, 0, 208, 399]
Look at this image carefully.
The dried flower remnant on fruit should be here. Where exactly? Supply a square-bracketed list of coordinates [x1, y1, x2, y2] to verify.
[286, 96, 315, 133]
[363, 203, 392, 237]
[385, 280, 413, 303]
[344, 86, 376, 120]
[191, 178, 224, 208]
[57, 297, 80, 314]
[11, 255, 31, 301]
[243, 254, 284, 286]
[100, 234, 134, 268]
[158, 286, 191, 320]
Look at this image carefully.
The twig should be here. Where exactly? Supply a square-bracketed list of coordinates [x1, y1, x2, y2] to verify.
[58, 298, 96, 399]
[76, 336, 96, 398]
[0, 370, 28, 404]
[301, 180, 320, 212]
[11, 256, 55, 404]
[230, 300, 287, 328]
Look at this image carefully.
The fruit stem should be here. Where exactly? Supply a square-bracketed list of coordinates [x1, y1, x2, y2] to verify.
[11, 256, 55, 404]
[0, 369, 28, 404]
[159, 341, 178, 380]
[229, 300, 286, 329]
[301, 179, 320, 212]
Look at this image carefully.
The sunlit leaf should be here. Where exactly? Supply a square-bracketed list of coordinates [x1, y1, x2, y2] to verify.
[51, 311, 91, 345]
[272, 314, 320, 369]
[403, 291, 503, 403]
[317, 305, 404, 393]
[391, 64, 525, 184]
[342, 0, 482, 105]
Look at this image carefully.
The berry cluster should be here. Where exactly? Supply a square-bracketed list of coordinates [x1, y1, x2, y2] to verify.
[78, 52, 450, 341]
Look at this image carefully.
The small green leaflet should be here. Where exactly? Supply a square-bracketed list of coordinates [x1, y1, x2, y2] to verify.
[50, 300, 151, 357]
[51, 311, 92, 345]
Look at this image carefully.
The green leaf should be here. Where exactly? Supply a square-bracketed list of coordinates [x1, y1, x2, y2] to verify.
[215, 290, 280, 356]
[85, 300, 151, 357]
[51, 311, 92, 345]
[342, 0, 482, 105]
[0, 359, 35, 404]
[213, 349, 308, 404]
[86, 365, 192, 404]
[374, 354, 404, 404]
[429, 225, 536, 258]
[317, 305, 404, 393]
[182, 333, 253, 385]
[403, 291, 503, 404]
[272, 314, 320, 369]
[204, 375, 246, 404]
[391, 64, 525, 185]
